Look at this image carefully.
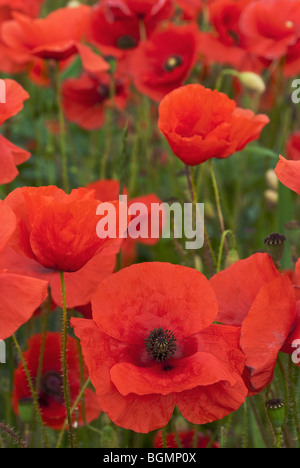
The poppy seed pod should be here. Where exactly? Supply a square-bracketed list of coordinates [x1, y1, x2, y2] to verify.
[265, 399, 286, 433]
[264, 233, 286, 267]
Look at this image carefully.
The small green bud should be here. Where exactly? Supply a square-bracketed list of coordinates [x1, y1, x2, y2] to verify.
[100, 426, 119, 448]
[265, 399, 286, 433]
[264, 233, 286, 267]
[18, 398, 34, 424]
[238, 72, 266, 94]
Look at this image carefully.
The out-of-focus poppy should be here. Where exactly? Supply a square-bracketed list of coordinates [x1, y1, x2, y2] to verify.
[286, 132, 300, 161]
[197, 0, 264, 72]
[62, 72, 129, 130]
[158, 83, 269, 166]
[154, 429, 220, 448]
[72, 262, 248, 433]
[0, 79, 31, 184]
[275, 154, 300, 196]
[210, 253, 297, 394]
[87, 0, 174, 58]
[129, 23, 200, 101]
[0, 201, 48, 341]
[1, 6, 109, 74]
[86, 179, 164, 267]
[12, 332, 101, 429]
[0, 0, 43, 18]
[239, 0, 300, 61]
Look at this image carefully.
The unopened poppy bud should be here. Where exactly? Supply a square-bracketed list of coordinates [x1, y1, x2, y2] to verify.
[264, 189, 278, 208]
[264, 233, 286, 266]
[238, 72, 266, 94]
[67, 0, 81, 7]
[265, 169, 278, 191]
[100, 426, 119, 448]
[225, 249, 239, 268]
[18, 398, 34, 424]
[265, 399, 286, 433]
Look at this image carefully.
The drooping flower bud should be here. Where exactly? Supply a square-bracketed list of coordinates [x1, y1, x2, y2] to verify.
[238, 72, 266, 94]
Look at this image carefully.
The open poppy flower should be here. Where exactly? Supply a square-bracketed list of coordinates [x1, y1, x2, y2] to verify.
[87, 0, 174, 58]
[0, 79, 31, 184]
[275, 154, 300, 196]
[1, 185, 129, 308]
[12, 332, 101, 430]
[1, 6, 109, 74]
[129, 23, 200, 101]
[0, 201, 48, 341]
[158, 84, 269, 166]
[62, 71, 129, 130]
[239, 0, 300, 61]
[210, 253, 297, 394]
[72, 262, 248, 433]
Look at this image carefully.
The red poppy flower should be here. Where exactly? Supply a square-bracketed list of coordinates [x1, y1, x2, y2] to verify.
[158, 84, 269, 166]
[239, 0, 300, 61]
[1, 6, 109, 74]
[62, 72, 129, 130]
[72, 262, 248, 433]
[1, 185, 128, 309]
[87, 0, 173, 58]
[0, 79, 31, 184]
[275, 154, 300, 195]
[210, 253, 297, 394]
[129, 23, 200, 101]
[175, 0, 203, 20]
[0, 0, 43, 17]
[154, 429, 220, 448]
[12, 332, 101, 430]
[0, 201, 48, 341]
[286, 132, 300, 161]
[86, 179, 164, 266]
[197, 0, 265, 72]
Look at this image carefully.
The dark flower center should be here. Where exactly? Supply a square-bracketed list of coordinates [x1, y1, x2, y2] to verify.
[97, 83, 110, 100]
[117, 35, 138, 49]
[145, 327, 177, 362]
[164, 55, 183, 72]
[39, 370, 64, 405]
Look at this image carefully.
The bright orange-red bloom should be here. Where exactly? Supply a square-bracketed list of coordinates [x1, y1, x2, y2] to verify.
[12, 332, 101, 429]
[72, 262, 248, 433]
[0, 0, 43, 17]
[210, 253, 297, 394]
[1, 6, 109, 74]
[275, 154, 300, 196]
[0, 79, 30, 184]
[0, 201, 48, 340]
[62, 72, 129, 130]
[129, 23, 200, 101]
[1, 185, 128, 308]
[158, 84, 269, 166]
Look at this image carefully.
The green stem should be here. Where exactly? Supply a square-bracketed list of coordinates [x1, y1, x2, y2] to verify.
[12, 334, 49, 448]
[56, 377, 91, 449]
[55, 63, 70, 193]
[187, 166, 217, 270]
[59, 271, 74, 448]
[288, 359, 300, 447]
[217, 229, 236, 273]
[208, 160, 228, 254]
[161, 426, 167, 448]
